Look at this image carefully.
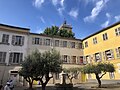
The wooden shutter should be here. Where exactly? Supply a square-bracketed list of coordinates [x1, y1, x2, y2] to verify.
[110, 49, 114, 59]
[12, 35, 16, 45]
[60, 40, 63, 47]
[43, 38, 46, 45]
[6, 35, 9, 43]
[103, 52, 106, 61]
[22, 36, 24, 45]
[20, 53, 23, 63]
[115, 48, 120, 58]
[9, 53, 13, 63]
[75, 42, 78, 49]
[68, 41, 71, 48]
[32, 37, 35, 44]
[3, 52, 6, 63]
[39, 38, 42, 45]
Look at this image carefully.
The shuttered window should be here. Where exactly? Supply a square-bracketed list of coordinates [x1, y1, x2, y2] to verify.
[95, 52, 102, 62]
[115, 47, 120, 58]
[9, 52, 23, 64]
[0, 52, 6, 63]
[115, 27, 120, 36]
[105, 50, 114, 60]
[12, 35, 24, 46]
[2, 34, 9, 44]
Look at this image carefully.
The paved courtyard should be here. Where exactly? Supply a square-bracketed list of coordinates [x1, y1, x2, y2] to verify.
[1, 80, 120, 90]
[13, 83, 120, 90]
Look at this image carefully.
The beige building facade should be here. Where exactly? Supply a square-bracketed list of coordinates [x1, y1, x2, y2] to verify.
[0, 23, 84, 85]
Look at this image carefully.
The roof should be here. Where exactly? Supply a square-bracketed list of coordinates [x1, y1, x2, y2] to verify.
[30, 33, 82, 41]
[0, 23, 30, 31]
[83, 21, 120, 41]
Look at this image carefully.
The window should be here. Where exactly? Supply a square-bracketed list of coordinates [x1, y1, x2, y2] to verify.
[95, 53, 101, 62]
[12, 35, 24, 46]
[0, 52, 6, 63]
[46, 39, 50, 46]
[86, 55, 91, 63]
[34, 38, 42, 45]
[93, 37, 97, 44]
[62, 55, 68, 63]
[55, 40, 59, 47]
[103, 33, 108, 41]
[9, 52, 23, 64]
[105, 50, 114, 60]
[78, 43, 83, 49]
[115, 47, 120, 58]
[71, 42, 75, 48]
[79, 56, 83, 64]
[85, 41, 88, 48]
[109, 72, 115, 79]
[2, 34, 9, 44]
[115, 27, 120, 36]
[72, 56, 76, 64]
[63, 41, 67, 47]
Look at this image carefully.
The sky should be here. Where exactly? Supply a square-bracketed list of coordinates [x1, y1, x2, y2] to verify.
[0, 0, 120, 39]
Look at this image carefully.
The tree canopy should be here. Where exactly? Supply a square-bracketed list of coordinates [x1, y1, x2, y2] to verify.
[43, 26, 75, 38]
[63, 67, 81, 84]
[19, 49, 62, 90]
[82, 63, 115, 87]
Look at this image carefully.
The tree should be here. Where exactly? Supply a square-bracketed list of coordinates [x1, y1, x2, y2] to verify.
[19, 50, 42, 89]
[34, 49, 62, 90]
[19, 49, 62, 90]
[43, 26, 59, 36]
[63, 68, 81, 84]
[82, 63, 115, 87]
[43, 26, 75, 38]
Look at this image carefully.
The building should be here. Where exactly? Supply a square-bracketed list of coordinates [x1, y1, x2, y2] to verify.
[83, 21, 120, 80]
[0, 24, 29, 85]
[0, 22, 84, 85]
[1, 21, 120, 86]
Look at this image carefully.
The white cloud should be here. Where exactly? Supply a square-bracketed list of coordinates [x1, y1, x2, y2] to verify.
[51, 0, 65, 15]
[57, 7, 64, 16]
[33, 0, 45, 8]
[40, 16, 45, 23]
[84, 0, 109, 22]
[106, 13, 111, 18]
[101, 13, 111, 28]
[51, 0, 64, 6]
[114, 15, 120, 22]
[69, 8, 79, 19]
[101, 20, 109, 28]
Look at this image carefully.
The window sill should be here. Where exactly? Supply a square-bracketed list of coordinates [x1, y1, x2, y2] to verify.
[0, 42, 10, 45]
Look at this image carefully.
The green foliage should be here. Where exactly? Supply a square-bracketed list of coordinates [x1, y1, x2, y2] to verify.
[82, 63, 115, 74]
[63, 67, 81, 83]
[19, 49, 62, 90]
[82, 63, 115, 87]
[43, 26, 75, 38]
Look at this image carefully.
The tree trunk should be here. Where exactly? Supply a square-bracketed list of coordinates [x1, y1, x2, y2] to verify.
[95, 73, 101, 88]
[69, 78, 73, 84]
[42, 83, 46, 90]
[29, 82, 33, 89]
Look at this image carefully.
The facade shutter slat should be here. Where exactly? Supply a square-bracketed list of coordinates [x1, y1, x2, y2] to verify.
[9, 53, 13, 63]
[32, 37, 35, 44]
[12, 35, 15, 45]
[22, 36, 24, 45]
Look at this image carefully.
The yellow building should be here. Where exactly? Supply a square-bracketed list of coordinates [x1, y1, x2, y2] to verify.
[83, 21, 120, 80]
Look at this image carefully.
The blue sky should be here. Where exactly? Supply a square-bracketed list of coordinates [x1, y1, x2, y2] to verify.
[0, 0, 120, 39]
